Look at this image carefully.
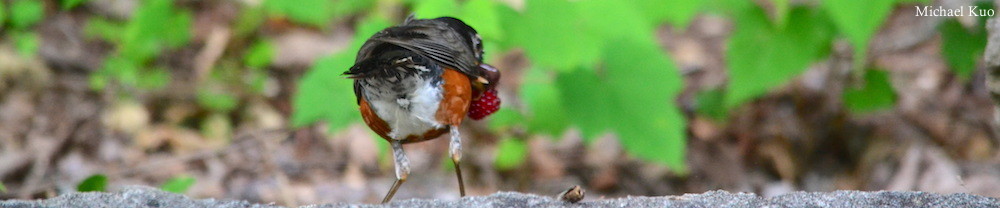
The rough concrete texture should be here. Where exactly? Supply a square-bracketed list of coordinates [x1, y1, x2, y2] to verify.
[1, 186, 997, 208]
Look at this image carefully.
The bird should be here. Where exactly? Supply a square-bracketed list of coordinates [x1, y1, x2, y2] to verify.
[343, 15, 501, 203]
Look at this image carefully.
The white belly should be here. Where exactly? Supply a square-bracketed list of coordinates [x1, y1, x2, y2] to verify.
[366, 77, 443, 140]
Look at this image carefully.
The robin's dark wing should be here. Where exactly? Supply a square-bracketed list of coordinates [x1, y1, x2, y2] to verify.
[358, 22, 482, 79]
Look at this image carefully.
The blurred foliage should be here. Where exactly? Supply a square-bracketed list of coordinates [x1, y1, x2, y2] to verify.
[725, 6, 833, 109]
[843, 69, 897, 113]
[939, 2, 992, 80]
[494, 137, 528, 171]
[8, 0, 43, 29]
[823, 0, 895, 69]
[160, 175, 196, 194]
[77, 174, 108, 192]
[88, 0, 191, 91]
[6, 0, 43, 57]
[60, 0, 88, 10]
[0, 0, 972, 175]
[290, 0, 994, 173]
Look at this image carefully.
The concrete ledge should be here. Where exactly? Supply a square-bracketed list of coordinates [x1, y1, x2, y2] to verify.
[1, 186, 997, 208]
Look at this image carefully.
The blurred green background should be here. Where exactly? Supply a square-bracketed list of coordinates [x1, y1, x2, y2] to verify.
[0, 0, 996, 205]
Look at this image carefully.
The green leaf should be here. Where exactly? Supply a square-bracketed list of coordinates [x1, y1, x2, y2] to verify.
[77, 174, 108, 192]
[13, 31, 39, 57]
[61, 0, 88, 10]
[264, 0, 334, 27]
[9, 0, 43, 29]
[771, 0, 790, 27]
[843, 69, 896, 113]
[725, 7, 833, 108]
[459, 0, 503, 40]
[695, 89, 727, 120]
[631, 0, 702, 28]
[501, 0, 600, 70]
[494, 137, 528, 170]
[896, 0, 930, 4]
[522, 67, 570, 136]
[121, 0, 192, 63]
[823, 0, 894, 68]
[487, 108, 523, 131]
[245, 40, 275, 69]
[291, 17, 391, 130]
[940, 18, 987, 80]
[291, 54, 360, 129]
[579, 0, 654, 42]
[556, 69, 615, 139]
[412, 0, 459, 18]
[0, 182, 7, 193]
[331, 0, 375, 19]
[160, 175, 196, 194]
[557, 38, 687, 173]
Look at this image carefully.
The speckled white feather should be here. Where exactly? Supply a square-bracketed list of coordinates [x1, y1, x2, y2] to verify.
[367, 76, 443, 140]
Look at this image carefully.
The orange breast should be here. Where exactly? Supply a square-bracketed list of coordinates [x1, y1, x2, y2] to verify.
[357, 68, 471, 144]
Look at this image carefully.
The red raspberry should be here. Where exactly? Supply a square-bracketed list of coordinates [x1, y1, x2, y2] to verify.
[468, 89, 500, 120]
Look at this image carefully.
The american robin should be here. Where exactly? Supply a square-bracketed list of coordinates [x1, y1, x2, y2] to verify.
[344, 16, 500, 203]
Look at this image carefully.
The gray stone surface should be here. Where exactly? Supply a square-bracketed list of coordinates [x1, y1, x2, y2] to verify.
[1, 186, 997, 208]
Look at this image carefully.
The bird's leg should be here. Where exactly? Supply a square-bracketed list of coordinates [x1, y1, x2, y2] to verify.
[382, 141, 409, 203]
[449, 126, 466, 197]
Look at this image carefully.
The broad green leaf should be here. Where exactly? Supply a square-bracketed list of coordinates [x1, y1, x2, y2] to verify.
[843, 69, 896, 113]
[13, 31, 38, 56]
[557, 38, 686, 172]
[0, 182, 6, 193]
[494, 137, 528, 170]
[522, 67, 570, 136]
[290, 17, 391, 129]
[9, 0, 43, 29]
[602, 38, 686, 173]
[940, 18, 987, 80]
[487, 108, 524, 131]
[631, 0, 702, 28]
[580, 0, 654, 42]
[291, 54, 359, 129]
[897, 0, 930, 4]
[460, 0, 503, 40]
[160, 175, 196, 194]
[501, 0, 600, 70]
[725, 7, 833, 108]
[704, 0, 753, 15]
[823, 0, 894, 68]
[263, 0, 334, 27]
[61, 0, 88, 10]
[331, 0, 375, 19]
[77, 174, 108, 192]
[245, 40, 275, 69]
[412, 0, 459, 18]
[771, 0, 789, 27]
[556, 69, 615, 139]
